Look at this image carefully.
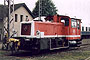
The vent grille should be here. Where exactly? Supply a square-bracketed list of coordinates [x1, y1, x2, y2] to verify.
[21, 23, 31, 35]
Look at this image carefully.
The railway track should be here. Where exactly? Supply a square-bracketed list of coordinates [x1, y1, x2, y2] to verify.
[0, 39, 90, 60]
[1, 42, 90, 56]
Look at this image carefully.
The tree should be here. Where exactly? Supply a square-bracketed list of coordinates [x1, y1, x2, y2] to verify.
[32, 0, 58, 18]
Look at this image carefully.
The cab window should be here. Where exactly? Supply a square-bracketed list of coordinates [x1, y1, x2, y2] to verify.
[71, 19, 77, 28]
[61, 18, 69, 26]
[77, 20, 80, 29]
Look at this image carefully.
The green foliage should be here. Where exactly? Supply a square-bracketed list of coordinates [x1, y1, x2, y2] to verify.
[32, 0, 58, 18]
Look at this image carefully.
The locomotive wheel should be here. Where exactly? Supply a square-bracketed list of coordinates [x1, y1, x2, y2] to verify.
[31, 41, 40, 54]
[2, 43, 8, 50]
[8, 42, 19, 55]
[32, 46, 40, 54]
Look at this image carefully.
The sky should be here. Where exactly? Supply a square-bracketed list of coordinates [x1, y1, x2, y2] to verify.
[0, 0, 90, 26]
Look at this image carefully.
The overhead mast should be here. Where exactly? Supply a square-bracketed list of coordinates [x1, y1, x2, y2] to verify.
[4, 0, 14, 38]
[39, 0, 42, 20]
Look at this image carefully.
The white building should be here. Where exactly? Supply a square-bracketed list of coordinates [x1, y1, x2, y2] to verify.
[0, 3, 34, 41]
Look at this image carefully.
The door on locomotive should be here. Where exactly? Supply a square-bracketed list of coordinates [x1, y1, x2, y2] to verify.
[60, 16, 70, 35]
[69, 18, 81, 47]
[70, 18, 81, 40]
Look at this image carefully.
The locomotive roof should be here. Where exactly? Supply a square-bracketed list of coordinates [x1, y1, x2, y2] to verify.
[46, 15, 70, 18]
[57, 15, 70, 18]
[71, 18, 81, 20]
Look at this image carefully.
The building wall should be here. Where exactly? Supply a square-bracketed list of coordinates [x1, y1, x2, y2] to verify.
[0, 20, 3, 41]
[3, 6, 33, 37]
[13, 6, 33, 36]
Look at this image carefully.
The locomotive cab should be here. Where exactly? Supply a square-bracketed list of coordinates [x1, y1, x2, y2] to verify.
[52, 15, 81, 47]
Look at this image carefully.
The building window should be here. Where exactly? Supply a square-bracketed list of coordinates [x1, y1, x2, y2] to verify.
[82, 26, 84, 31]
[15, 14, 18, 22]
[20, 15, 23, 22]
[26, 16, 28, 18]
[86, 27, 87, 31]
[26, 16, 28, 21]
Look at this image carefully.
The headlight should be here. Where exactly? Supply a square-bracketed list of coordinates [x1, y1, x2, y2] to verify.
[25, 39, 30, 41]
[69, 41, 76, 44]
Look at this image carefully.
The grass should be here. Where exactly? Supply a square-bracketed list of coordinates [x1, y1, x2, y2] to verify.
[0, 49, 90, 60]
[22, 51, 90, 60]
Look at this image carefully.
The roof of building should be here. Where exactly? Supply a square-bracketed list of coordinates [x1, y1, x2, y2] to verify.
[0, 3, 34, 20]
[14, 3, 34, 18]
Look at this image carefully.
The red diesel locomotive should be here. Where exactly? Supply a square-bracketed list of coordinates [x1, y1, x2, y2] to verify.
[19, 15, 81, 52]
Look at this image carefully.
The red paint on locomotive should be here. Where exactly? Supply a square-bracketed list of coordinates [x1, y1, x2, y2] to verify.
[21, 15, 81, 40]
